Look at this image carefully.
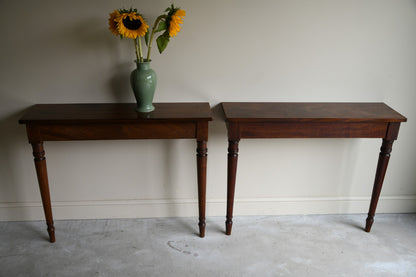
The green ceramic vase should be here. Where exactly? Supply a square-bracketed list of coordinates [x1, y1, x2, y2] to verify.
[130, 60, 157, 113]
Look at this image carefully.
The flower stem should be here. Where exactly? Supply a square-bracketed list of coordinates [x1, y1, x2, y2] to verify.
[134, 38, 140, 62]
[147, 15, 166, 61]
[138, 37, 143, 62]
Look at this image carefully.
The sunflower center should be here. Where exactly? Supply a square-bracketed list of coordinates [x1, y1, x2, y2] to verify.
[122, 17, 142, 30]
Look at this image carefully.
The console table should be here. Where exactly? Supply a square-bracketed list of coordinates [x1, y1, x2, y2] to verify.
[221, 102, 406, 235]
[19, 103, 212, 242]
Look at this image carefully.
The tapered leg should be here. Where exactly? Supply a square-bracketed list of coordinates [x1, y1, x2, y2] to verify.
[226, 140, 239, 235]
[365, 139, 394, 232]
[196, 140, 207, 237]
[32, 142, 55, 243]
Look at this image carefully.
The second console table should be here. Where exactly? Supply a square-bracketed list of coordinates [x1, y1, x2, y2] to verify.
[19, 103, 212, 242]
[221, 102, 406, 235]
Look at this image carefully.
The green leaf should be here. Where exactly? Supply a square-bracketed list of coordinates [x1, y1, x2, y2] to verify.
[155, 21, 167, 33]
[156, 33, 170, 53]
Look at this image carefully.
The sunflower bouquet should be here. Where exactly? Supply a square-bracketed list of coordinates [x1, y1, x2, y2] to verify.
[108, 5, 186, 62]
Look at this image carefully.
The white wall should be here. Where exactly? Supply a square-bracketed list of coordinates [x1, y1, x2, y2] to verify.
[1, 0, 415, 221]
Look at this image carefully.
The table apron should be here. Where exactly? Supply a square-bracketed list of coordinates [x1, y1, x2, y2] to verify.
[236, 121, 389, 138]
[26, 122, 200, 142]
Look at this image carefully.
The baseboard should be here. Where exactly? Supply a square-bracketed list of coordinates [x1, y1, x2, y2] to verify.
[1, 195, 415, 221]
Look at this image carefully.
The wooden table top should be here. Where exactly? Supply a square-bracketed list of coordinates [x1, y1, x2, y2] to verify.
[19, 103, 213, 124]
[221, 102, 407, 123]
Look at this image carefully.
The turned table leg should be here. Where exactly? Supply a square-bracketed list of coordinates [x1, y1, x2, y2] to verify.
[32, 142, 55, 243]
[226, 140, 239, 235]
[197, 140, 207, 237]
[365, 139, 394, 232]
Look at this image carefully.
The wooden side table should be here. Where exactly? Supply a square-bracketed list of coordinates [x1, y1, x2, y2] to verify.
[19, 103, 212, 242]
[221, 102, 407, 235]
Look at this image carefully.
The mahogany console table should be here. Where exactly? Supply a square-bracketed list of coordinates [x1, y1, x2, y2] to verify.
[221, 102, 406, 235]
[19, 103, 212, 242]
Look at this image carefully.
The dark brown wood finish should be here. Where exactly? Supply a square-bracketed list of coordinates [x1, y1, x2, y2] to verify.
[221, 102, 406, 235]
[32, 142, 55, 242]
[19, 103, 212, 242]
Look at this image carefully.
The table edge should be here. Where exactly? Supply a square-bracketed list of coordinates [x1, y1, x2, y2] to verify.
[220, 102, 407, 123]
[18, 102, 213, 124]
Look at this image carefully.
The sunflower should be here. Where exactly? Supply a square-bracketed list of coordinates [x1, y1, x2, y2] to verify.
[167, 9, 186, 37]
[116, 12, 149, 39]
[108, 5, 186, 61]
[108, 10, 121, 36]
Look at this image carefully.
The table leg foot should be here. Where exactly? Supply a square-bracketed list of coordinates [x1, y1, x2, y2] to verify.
[365, 216, 374, 232]
[225, 218, 233, 235]
[365, 139, 394, 233]
[47, 222, 56, 242]
[198, 218, 206, 238]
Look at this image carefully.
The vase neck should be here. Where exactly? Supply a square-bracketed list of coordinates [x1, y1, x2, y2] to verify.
[135, 60, 151, 70]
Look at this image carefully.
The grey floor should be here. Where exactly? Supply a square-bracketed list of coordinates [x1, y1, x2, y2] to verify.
[0, 214, 415, 277]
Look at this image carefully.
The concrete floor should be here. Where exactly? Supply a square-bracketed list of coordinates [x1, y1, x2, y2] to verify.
[0, 214, 415, 277]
